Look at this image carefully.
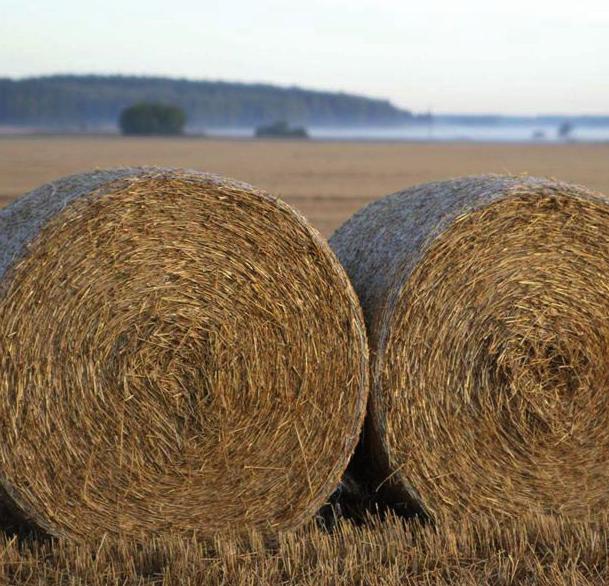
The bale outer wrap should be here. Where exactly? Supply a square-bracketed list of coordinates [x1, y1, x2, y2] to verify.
[330, 175, 609, 520]
[0, 167, 368, 539]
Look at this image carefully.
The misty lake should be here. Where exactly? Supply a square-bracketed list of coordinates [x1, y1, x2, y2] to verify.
[211, 122, 609, 143]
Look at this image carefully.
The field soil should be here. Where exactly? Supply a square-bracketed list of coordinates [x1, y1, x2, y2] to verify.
[2, 136, 609, 237]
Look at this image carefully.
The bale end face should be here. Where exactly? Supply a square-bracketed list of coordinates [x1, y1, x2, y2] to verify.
[331, 175, 609, 520]
[0, 168, 368, 539]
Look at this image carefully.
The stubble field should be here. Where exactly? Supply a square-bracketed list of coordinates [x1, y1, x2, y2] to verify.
[2, 136, 609, 236]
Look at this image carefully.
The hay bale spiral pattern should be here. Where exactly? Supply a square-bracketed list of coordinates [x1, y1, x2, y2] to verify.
[330, 175, 609, 520]
[0, 167, 368, 539]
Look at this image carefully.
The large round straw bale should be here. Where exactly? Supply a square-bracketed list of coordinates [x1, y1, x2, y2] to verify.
[330, 174, 609, 520]
[0, 167, 368, 539]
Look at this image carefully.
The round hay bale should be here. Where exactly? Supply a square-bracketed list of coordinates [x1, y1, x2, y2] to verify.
[330, 174, 609, 520]
[0, 167, 368, 539]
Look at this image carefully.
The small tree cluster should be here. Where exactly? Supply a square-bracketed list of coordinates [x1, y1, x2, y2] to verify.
[119, 102, 186, 136]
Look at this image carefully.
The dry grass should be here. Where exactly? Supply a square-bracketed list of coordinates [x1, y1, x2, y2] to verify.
[331, 175, 609, 521]
[0, 513, 607, 584]
[0, 167, 368, 540]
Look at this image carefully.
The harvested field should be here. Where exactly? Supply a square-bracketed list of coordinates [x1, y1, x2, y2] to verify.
[1, 514, 608, 584]
[2, 137, 609, 582]
[1, 136, 609, 237]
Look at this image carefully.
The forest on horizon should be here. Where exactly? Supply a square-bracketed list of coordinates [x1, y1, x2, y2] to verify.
[0, 75, 414, 131]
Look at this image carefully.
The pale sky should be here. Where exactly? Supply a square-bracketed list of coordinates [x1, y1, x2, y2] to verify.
[1, 0, 608, 114]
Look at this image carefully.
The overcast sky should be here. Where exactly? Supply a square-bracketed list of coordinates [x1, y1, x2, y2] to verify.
[1, 0, 608, 114]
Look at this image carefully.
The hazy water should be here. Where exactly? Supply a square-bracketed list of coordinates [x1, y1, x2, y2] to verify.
[211, 123, 609, 143]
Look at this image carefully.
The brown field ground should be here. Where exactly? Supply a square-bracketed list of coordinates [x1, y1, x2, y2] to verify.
[2, 136, 609, 584]
[2, 136, 609, 236]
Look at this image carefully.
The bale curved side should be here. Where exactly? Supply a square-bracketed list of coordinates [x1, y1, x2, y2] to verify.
[0, 167, 368, 539]
[330, 174, 609, 520]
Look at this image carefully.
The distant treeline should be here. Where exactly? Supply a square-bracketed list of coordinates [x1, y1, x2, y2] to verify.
[0, 75, 413, 130]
